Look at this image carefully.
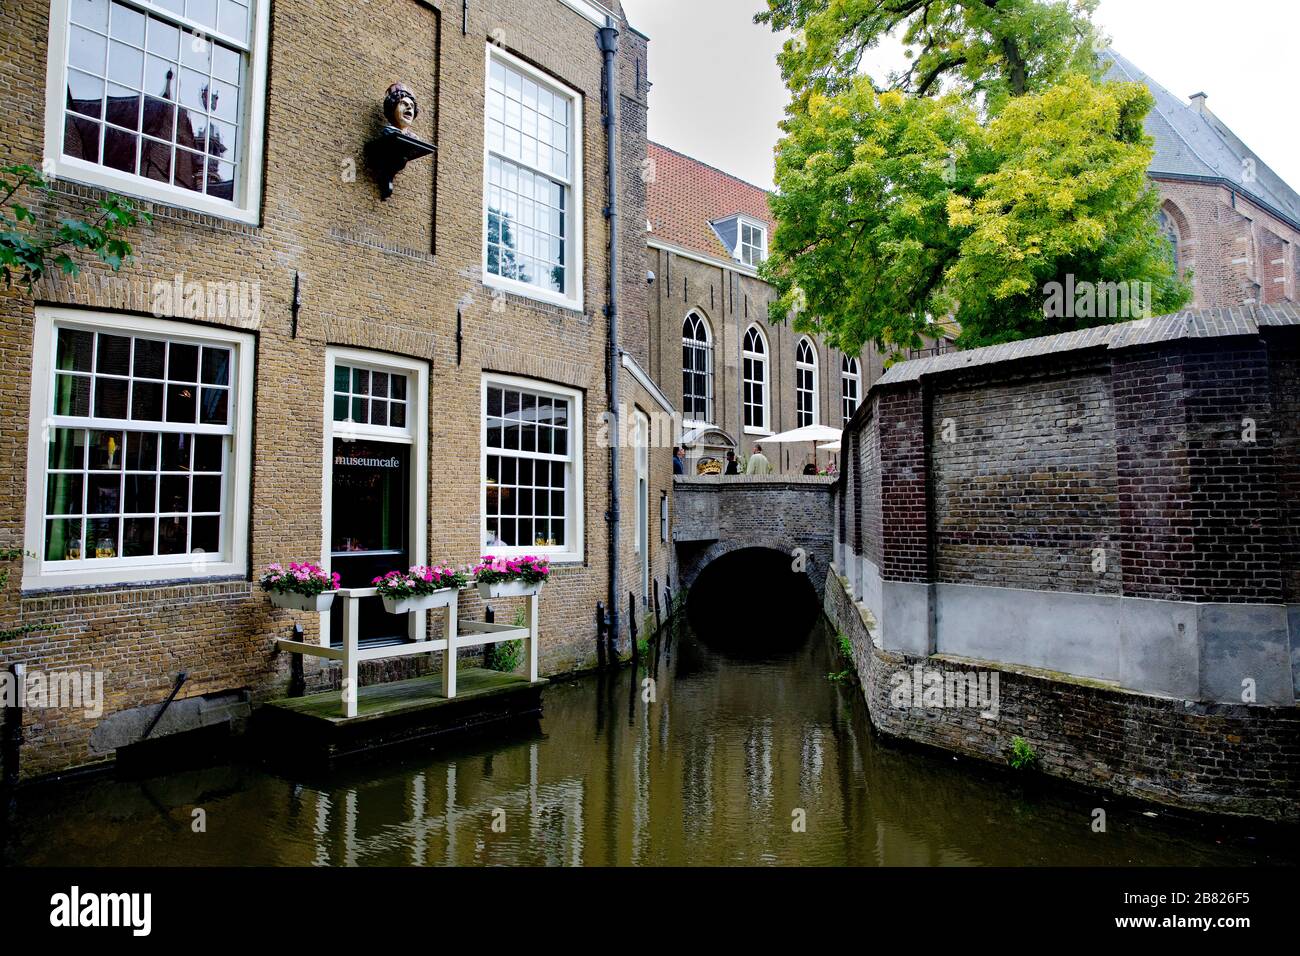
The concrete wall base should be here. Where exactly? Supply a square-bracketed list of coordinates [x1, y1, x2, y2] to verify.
[826, 567, 1300, 823]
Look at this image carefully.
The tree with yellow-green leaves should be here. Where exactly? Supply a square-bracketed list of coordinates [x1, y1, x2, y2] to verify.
[756, 0, 1191, 355]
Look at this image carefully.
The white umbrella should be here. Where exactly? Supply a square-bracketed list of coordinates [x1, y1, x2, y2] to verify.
[754, 424, 842, 444]
[818, 440, 841, 452]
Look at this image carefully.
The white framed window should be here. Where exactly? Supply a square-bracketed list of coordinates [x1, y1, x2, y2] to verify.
[44, 0, 270, 224]
[739, 218, 767, 267]
[481, 373, 584, 564]
[331, 360, 411, 436]
[681, 311, 712, 425]
[24, 306, 253, 589]
[742, 325, 769, 434]
[841, 355, 860, 425]
[482, 46, 584, 310]
[796, 336, 818, 427]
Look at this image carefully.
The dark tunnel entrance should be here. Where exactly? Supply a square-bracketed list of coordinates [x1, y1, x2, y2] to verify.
[686, 547, 821, 655]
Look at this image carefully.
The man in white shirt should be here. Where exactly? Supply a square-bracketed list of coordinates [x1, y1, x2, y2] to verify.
[745, 449, 772, 475]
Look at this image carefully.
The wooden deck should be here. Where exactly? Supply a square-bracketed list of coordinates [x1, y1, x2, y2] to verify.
[256, 668, 547, 763]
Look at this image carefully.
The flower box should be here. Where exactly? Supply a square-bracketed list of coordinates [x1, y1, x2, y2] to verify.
[382, 589, 456, 615]
[471, 555, 551, 599]
[269, 590, 336, 613]
[260, 562, 340, 613]
[373, 565, 469, 614]
[476, 579, 544, 600]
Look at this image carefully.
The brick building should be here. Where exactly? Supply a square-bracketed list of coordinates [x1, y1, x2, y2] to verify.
[644, 53, 1300, 480]
[1105, 49, 1300, 309]
[644, 142, 891, 476]
[0, 0, 675, 778]
[829, 306, 1300, 820]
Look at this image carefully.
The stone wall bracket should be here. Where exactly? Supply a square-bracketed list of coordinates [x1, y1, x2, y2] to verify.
[365, 130, 436, 201]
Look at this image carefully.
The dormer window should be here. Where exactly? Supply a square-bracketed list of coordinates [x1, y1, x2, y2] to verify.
[711, 214, 768, 267]
[739, 219, 767, 266]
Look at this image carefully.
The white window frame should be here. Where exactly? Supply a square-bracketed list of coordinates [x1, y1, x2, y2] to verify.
[481, 45, 584, 311]
[841, 355, 861, 425]
[742, 324, 770, 436]
[43, 0, 271, 225]
[795, 336, 819, 428]
[737, 216, 767, 267]
[681, 311, 713, 427]
[480, 372, 585, 565]
[633, 408, 649, 600]
[320, 347, 429, 647]
[23, 306, 254, 590]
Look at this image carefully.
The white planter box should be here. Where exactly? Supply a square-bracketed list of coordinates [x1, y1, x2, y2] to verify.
[477, 580, 544, 599]
[269, 590, 336, 613]
[381, 589, 458, 615]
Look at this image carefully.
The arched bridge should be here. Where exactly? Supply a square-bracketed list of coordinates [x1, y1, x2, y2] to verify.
[673, 475, 836, 595]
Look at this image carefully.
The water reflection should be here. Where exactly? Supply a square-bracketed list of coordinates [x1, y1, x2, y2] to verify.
[4, 616, 1296, 866]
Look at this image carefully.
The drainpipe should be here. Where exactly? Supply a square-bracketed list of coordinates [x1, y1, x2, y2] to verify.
[597, 20, 622, 656]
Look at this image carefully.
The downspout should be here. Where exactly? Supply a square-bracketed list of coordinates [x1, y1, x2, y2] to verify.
[597, 21, 622, 655]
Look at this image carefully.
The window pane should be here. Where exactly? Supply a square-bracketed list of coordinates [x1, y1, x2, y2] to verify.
[124, 473, 156, 513]
[87, 472, 121, 514]
[126, 431, 158, 470]
[134, 337, 165, 377]
[46, 518, 84, 561]
[161, 432, 190, 470]
[94, 376, 128, 418]
[201, 347, 230, 385]
[194, 434, 222, 472]
[132, 380, 163, 420]
[169, 342, 198, 381]
[57, 329, 95, 371]
[47, 473, 84, 516]
[199, 387, 228, 424]
[158, 516, 186, 554]
[49, 429, 87, 470]
[123, 517, 155, 556]
[88, 431, 123, 470]
[191, 515, 219, 552]
[166, 383, 197, 422]
[88, 517, 119, 559]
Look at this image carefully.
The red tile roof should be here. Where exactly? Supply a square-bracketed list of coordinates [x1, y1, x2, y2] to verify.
[646, 142, 774, 261]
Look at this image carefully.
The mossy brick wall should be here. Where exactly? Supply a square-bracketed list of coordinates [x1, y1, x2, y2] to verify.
[0, 0, 655, 778]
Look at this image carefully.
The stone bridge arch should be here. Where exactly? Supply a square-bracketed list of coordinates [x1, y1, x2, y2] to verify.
[672, 476, 835, 595]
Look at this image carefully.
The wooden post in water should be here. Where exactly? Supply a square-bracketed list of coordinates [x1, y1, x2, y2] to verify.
[629, 592, 639, 664]
[1, 663, 23, 788]
[652, 578, 663, 635]
[595, 602, 608, 669]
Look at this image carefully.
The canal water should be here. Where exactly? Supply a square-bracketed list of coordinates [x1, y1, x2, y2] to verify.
[3, 614, 1295, 866]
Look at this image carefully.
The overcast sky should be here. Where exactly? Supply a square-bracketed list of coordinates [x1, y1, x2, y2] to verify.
[621, 0, 1300, 193]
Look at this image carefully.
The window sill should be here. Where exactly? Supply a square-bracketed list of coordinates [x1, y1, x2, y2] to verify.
[48, 156, 260, 226]
[483, 273, 584, 313]
[481, 547, 583, 567]
[743, 426, 774, 436]
[22, 562, 247, 594]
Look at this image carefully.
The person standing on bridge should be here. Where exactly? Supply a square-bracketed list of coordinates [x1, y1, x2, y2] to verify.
[746, 448, 772, 475]
[724, 451, 740, 475]
[673, 446, 685, 475]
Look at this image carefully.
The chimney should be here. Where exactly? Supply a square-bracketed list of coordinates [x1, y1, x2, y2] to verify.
[1189, 91, 1208, 114]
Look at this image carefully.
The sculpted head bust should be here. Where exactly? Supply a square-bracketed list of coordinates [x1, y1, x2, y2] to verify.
[383, 83, 419, 131]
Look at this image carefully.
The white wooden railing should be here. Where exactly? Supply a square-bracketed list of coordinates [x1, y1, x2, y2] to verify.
[276, 587, 539, 717]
